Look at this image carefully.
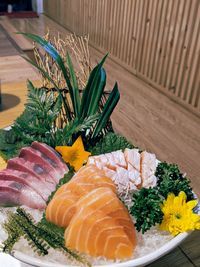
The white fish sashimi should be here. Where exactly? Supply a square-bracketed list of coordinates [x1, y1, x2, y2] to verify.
[124, 148, 140, 171]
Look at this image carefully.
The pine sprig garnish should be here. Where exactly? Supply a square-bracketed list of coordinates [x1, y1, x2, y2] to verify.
[155, 162, 194, 201]
[130, 188, 164, 234]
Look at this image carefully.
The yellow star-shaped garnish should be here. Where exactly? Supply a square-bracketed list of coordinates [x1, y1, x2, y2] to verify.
[55, 136, 91, 172]
[0, 155, 7, 170]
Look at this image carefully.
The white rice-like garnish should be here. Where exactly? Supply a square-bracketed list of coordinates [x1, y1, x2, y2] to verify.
[0, 207, 173, 266]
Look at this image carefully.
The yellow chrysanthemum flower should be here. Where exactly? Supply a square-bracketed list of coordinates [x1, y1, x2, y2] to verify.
[0, 155, 7, 170]
[160, 191, 200, 236]
[55, 136, 91, 172]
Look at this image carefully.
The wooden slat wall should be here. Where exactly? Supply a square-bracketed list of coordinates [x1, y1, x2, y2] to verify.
[44, 0, 200, 114]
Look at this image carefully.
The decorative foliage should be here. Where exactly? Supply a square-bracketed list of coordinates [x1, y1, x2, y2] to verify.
[160, 191, 200, 236]
[15, 32, 120, 145]
[156, 162, 194, 201]
[2, 208, 90, 266]
[130, 188, 164, 234]
[56, 136, 91, 172]
[33, 31, 91, 89]
[0, 129, 25, 160]
[91, 132, 134, 155]
[12, 80, 62, 147]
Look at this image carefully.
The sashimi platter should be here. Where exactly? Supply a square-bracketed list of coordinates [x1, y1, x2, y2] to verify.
[0, 32, 199, 267]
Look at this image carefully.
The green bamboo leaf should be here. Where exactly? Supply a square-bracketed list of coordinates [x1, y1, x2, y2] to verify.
[17, 32, 77, 115]
[21, 55, 72, 121]
[92, 82, 120, 138]
[87, 68, 106, 116]
[66, 52, 81, 117]
[80, 54, 108, 118]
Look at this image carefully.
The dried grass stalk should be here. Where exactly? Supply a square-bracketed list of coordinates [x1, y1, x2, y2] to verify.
[33, 30, 91, 90]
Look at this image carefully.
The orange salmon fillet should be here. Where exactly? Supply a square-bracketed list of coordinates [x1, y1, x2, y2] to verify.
[45, 165, 136, 260]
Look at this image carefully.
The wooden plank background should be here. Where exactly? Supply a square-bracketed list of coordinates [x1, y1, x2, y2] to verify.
[43, 0, 200, 116]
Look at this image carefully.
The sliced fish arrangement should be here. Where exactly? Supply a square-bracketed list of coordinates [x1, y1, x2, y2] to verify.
[0, 142, 69, 209]
[46, 165, 137, 260]
[87, 149, 159, 196]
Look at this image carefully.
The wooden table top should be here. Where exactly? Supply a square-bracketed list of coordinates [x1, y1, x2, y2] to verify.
[0, 14, 199, 267]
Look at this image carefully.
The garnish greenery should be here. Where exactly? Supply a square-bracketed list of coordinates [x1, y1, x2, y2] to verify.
[90, 132, 134, 155]
[130, 188, 164, 234]
[0, 129, 26, 160]
[130, 162, 194, 233]
[13, 32, 120, 147]
[155, 162, 194, 201]
[2, 208, 90, 266]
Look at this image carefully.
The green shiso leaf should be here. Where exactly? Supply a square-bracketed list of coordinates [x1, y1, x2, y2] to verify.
[90, 132, 134, 155]
[0, 129, 25, 160]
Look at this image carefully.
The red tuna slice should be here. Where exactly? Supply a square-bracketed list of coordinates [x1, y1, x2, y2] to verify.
[19, 147, 60, 183]
[0, 169, 51, 201]
[31, 141, 68, 178]
[7, 157, 56, 191]
[0, 180, 45, 209]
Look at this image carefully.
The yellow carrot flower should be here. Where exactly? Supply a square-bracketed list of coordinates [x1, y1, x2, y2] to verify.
[160, 191, 200, 236]
[55, 136, 91, 172]
[0, 155, 7, 170]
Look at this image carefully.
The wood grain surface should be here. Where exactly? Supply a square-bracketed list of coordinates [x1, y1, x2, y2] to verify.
[0, 14, 199, 267]
[43, 0, 200, 117]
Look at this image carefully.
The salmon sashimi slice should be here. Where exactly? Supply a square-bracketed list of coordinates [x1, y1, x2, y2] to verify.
[65, 190, 135, 261]
[46, 165, 117, 227]
[45, 191, 79, 227]
[54, 165, 116, 198]
[75, 187, 136, 246]
[65, 207, 133, 259]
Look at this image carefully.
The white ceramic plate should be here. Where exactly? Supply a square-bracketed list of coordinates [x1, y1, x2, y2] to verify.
[1, 127, 199, 266]
[5, 197, 199, 267]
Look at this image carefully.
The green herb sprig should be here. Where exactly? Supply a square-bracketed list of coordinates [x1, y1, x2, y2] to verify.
[130, 162, 194, 234]
[90, 132, 135, 155]
[130, 188, 164, 234]
[156, 162, 194, 201]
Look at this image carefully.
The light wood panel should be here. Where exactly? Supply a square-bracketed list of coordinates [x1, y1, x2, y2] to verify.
[44, 0, 200, 116]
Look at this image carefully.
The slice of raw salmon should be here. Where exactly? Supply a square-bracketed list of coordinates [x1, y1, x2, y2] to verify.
[74, 187, 136, 246]
[65, 188, 136, 259]
[54, 165, 116, 198]
[46, 165, 116, 227]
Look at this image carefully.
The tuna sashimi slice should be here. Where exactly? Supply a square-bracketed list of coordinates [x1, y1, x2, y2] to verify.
[0, 169, 51, 201]
[31, 141, 68, 178]
[0, 180, 45, 209]
[19, 147, 60, 183]
[7, 157, 56, 190]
